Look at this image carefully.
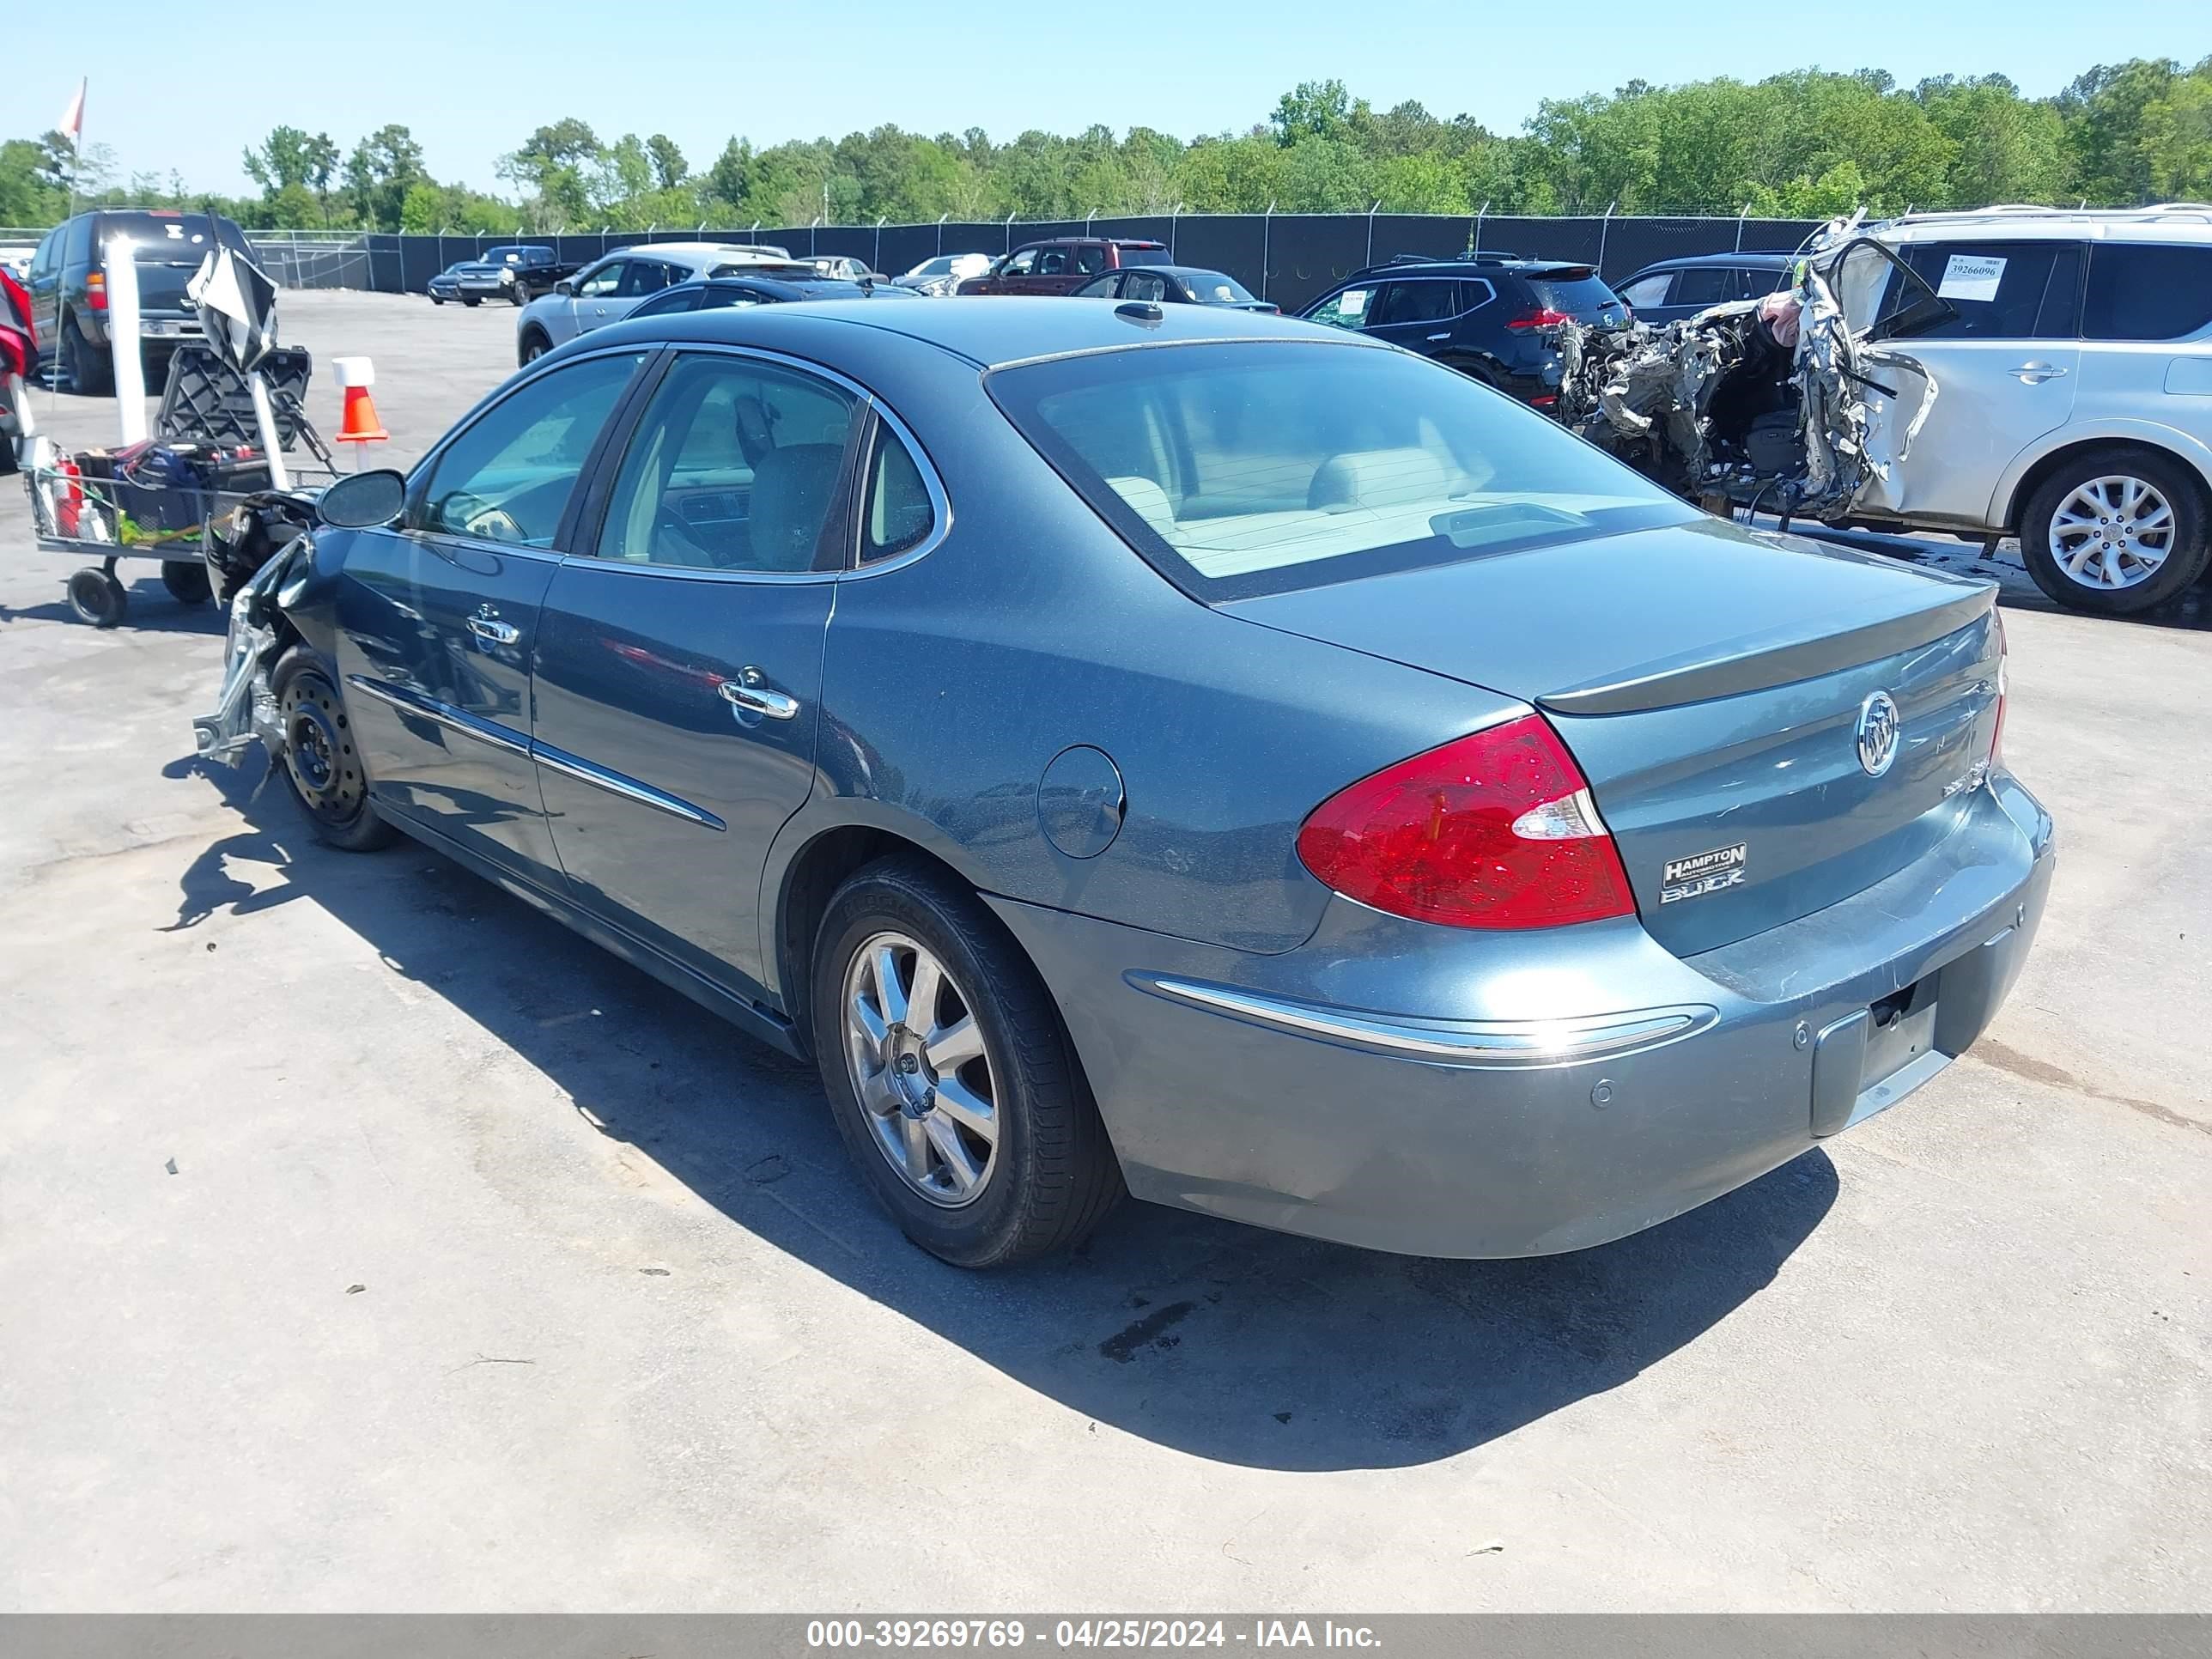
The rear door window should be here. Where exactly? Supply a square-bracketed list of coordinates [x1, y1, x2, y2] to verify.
[617, 260, 673, 298]
[2083, 243, 2212, 340]
[1893, 241, 2072, 339]
[1372, 280, 1459, 325]
[1670, 265, 1742, 307]
[1617, 271, 1674, 307]
[1073, 245, 1108, 275]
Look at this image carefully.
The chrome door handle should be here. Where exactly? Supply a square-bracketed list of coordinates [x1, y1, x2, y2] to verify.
[466, 611, 520, 646]
[720, 673, 799, 720]
[1426, 331, 1452, 341]
[2013, 362, 2069, 384]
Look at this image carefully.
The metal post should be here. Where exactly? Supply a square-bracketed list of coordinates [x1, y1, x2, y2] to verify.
[1169, 203, 1179, 261]
[1597, 200, 1616, 276]
[938, 211, 949, 256]
[1005, 210, 1016, 252]
[1365, 199, 1381, 268]
[1261, 201, 1275, 301]
[1086, 207, 1097, 232]
[875, 216, 886, 273]
[810, 215, 821, 258]
[1474, 202, 1488, 257]
[1735, 202, 1751, 252]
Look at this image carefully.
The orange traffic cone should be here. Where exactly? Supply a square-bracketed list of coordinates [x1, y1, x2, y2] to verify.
[332, 356, 388, 447]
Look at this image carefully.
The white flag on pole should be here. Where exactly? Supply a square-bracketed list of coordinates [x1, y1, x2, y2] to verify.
[59, 79, 87, 142]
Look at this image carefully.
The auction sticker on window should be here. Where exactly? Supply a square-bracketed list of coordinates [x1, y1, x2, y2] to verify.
[1936, 253, 2006, 302]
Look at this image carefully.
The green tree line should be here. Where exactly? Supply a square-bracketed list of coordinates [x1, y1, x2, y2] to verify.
[6, 59, 2210, 234]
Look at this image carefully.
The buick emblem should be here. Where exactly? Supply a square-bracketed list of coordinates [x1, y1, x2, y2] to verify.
[1856, 691, 1901, 777]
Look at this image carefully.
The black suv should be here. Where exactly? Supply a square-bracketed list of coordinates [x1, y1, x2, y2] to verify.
[1298, 253, 1629, 405]
[22, 209, 253, 395]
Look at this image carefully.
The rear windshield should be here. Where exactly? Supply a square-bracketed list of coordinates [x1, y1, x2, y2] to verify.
[1524, 270, 1620, 317]
[101, 213, 249, 263]
[987, 339, 1692, 600]
[1188, 272, 1257, 304]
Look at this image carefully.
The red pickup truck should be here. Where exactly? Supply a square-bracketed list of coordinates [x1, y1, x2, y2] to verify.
[957, 237, 1168, 296]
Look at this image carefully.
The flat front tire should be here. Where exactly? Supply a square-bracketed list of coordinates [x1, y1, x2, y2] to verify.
[811, 857, 1122, 1267]
[2021, 448, 2209, 616]
[270, 653, 396, 852]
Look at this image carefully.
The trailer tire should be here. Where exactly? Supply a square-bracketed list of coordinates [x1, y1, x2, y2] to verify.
[67, 566, 127, 628]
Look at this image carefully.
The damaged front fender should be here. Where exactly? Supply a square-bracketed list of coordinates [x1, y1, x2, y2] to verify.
[189, 533, 313, 765]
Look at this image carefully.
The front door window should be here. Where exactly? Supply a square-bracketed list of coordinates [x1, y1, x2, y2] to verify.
[418, 353, 644, 545]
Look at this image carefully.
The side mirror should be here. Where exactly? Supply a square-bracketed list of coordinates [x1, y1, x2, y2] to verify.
[553, 278, 574, 297]
[319, 468, 408, 529]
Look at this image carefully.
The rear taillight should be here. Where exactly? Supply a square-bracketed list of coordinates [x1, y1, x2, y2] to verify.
[1296, 714, 1636, 930]
[1504, 307, 1570, 333]
[1990, 609, 2008, 764]
[85, 272, 106, 312]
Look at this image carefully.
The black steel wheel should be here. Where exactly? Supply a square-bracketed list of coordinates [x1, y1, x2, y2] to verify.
[66, 566, 127, 628]
[271, 653, 396, 852]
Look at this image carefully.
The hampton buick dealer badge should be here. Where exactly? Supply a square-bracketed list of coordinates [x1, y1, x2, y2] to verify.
[1660, 842, 1748, 904]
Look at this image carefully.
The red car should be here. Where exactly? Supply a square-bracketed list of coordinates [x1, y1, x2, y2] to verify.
[957, 238, 1167, 296]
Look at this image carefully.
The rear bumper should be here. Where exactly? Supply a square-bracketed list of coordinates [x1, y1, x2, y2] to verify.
[989, 773, 2054, 1259]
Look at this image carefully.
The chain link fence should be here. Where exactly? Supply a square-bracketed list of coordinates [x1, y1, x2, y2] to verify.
[230, 213, 1824, 314]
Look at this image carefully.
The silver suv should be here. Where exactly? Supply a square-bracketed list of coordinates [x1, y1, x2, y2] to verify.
[1838, 206, 2212, 615]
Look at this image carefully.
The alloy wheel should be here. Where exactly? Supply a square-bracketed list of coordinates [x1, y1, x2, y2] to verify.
[2049, 475, 2175, 590]
[841, 931, 999, 1207]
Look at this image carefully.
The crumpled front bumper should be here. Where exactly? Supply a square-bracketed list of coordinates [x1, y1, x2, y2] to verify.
[189, 548, 295, 764]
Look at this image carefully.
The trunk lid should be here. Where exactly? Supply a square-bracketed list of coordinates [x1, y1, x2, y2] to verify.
[1224, 517, 2002, 953]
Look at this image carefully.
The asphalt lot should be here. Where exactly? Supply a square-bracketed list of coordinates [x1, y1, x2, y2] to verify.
[3, 289, 2209, 1612]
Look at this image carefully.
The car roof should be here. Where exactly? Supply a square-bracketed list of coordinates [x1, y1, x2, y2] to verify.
[1346, 257, 1590, 279]
[1112, 264, 1237, 279]
[593, 293, 1349, 369]
[674, 276, 902, 301]
[1628, 250, 1796, 272]
[1868, 205, 2212, 245]
[1017, 236, 1167, 248]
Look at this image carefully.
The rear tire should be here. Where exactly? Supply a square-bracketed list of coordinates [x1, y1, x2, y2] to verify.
[62, 311, 112, 397]
[811, 856, 1122, 1267]
[270, 653, 396, 852]
[2021, 448, 2209, 616]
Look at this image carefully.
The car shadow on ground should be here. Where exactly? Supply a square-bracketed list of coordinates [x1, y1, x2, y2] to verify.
[0, 585, 226, 635]
[170, 751, 1837, 1473]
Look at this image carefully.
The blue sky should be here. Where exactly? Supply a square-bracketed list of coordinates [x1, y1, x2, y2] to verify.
[34, 1, 2212, 199]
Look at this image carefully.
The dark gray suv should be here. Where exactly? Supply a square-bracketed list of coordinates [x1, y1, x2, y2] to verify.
[1299, 254, 1629, 405]
[22, 209, 252, 395]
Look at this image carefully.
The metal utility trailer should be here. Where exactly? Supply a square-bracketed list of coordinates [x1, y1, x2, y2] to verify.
[21, 346, 337, 628]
